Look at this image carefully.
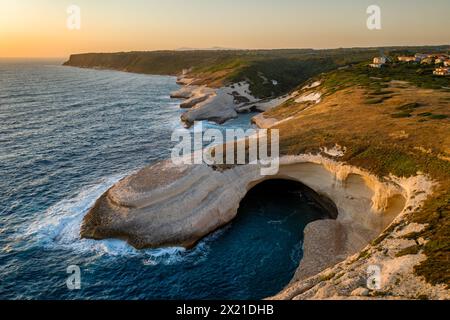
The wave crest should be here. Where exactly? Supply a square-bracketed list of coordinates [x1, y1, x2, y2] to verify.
[23, 175, 218, 264]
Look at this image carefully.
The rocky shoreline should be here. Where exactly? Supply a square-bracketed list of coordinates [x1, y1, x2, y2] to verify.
[73, 62, 450, 299]
[79, 150, 445, 298]
[171, 75, 254, 126]
[171, 74, 299, 126]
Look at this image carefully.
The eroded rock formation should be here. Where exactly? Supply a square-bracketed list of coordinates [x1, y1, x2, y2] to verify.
[80, 154, 434, 298]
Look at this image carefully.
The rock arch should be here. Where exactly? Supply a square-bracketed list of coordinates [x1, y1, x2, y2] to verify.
[81, 154, 425, 288]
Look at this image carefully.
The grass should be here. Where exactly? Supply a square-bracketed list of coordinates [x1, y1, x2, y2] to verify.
[372, 223, 400, 246]
[348, 144, 450, 286]
[319, 272, 336, 282]
[267, 68, 450, 287]
[351, 147, 449, 286]
[429, 114, 448, 120]
[64, 46, 450, 98]
[255, 65, 449, 287]
[371, 90, 395, 96]
[411, 190, 450, 287]
[348, 146, 420, 177]
[65, 48, 382, 98]
[357, 249, 371, 260]
[68, 48, 450, 288]
[396, 102, 423, 111]
[365, 97, 390, 104]
[416, 113, 448, 120]
[396, 245, 421, 257]
[389, 103, 450, 120]
[321, 62, 450, 96]
[228, 57, 341, 98]
[391, 112, 412, 118]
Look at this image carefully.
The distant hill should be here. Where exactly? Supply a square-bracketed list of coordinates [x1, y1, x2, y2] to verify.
[175, 46, 240, 51]
[64, 46, 449, 98]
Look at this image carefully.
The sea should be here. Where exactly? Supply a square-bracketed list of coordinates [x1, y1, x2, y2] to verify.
[0, 59, 327, 299]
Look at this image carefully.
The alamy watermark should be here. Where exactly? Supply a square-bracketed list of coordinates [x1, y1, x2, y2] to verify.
[171, 122, 280, 176]
[367, 264, 382, 290]
[67, 5, 81, 30]
[367, 5, 381, 30]
[66, 265, 81, 290]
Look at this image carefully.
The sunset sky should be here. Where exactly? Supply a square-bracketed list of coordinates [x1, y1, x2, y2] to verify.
[1, 0, 449, 58]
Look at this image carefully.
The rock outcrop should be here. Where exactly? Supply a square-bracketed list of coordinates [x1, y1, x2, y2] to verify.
[171, 81, 259, 126]
[80, 153, 435, 299]
[171, 77, 302, 126]
[70, 53, 450, 299]
[270, 210, 450, 300]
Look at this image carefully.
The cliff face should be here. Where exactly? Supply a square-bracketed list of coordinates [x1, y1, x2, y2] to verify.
[255, 65, 450, 298]
[63, 46, 448, 98]
[76, 52, 450, 299]
[81, 152, 448, 299]
[63, 48, 381, 99]
[82, 154, 408, 250]
[64, 52, 189, 75]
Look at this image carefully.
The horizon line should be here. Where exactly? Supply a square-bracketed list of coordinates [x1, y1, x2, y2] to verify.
[2, 43, 449, 59]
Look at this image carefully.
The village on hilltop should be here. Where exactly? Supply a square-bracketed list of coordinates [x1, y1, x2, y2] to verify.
[370, 52, 450, 76]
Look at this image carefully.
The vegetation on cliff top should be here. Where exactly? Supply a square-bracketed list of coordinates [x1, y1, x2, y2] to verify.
[64, 46, 449, 99]
[65, 47, 450, 288]
[264, 61, 449, 288]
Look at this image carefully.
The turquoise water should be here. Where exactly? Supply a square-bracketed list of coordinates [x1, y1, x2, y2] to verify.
[0, 60, 328, 299]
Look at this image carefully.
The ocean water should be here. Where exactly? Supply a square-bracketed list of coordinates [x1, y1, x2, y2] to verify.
[0, 59, 327, 300]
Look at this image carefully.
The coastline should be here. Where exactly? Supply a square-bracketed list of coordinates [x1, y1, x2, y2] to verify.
[63, 56, 450, 299]
[3, 0, 450, 302]
[80, 152, 447, 299]
[171, 73, 290, 127]
[171, 73, 323, 127]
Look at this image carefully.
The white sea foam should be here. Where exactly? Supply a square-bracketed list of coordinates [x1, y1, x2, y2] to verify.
[24, 174, 133, 254]
[23, 174, 218, 264]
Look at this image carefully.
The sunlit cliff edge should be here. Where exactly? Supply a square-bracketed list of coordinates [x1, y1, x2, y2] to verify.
[66, 47, 450, 299]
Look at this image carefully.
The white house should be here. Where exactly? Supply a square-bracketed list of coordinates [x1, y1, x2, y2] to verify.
[421, 57, 434, 65]
[370, 56, 387, 68]
[433, 67, 450, 76]
[374, 57, 386, 64]
[415, 53, 428, 61]
[398, 56, 418, 62]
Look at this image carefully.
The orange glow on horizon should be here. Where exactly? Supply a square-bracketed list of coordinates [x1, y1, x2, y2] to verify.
[1, 0, 449, 58]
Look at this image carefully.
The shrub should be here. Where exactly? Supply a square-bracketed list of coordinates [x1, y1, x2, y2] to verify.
[396, 102, 422, 111]
[391, 112, 412, 118]
[430, 114, 448, 120]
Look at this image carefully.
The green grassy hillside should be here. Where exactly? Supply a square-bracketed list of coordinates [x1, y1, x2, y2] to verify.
[260, 63, 450, 288]
[64, 46, 449, 99]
